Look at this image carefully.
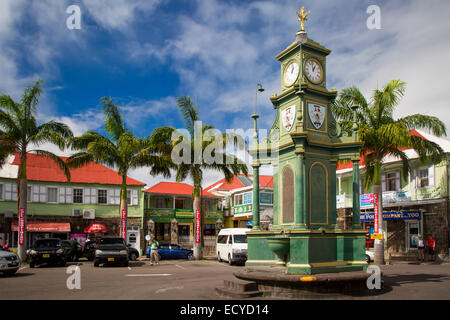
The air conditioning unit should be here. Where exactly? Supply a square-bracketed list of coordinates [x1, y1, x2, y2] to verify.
[83, 209, 95, 219]
[72, 209, 82, 217]
[4, 211, 13, 218]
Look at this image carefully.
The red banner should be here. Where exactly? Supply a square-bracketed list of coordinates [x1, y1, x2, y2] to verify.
[18, 208, 25, 245]
[120, 209, 127, 239]
[195, 209, 200, 244]
[373, 193, 379, 233]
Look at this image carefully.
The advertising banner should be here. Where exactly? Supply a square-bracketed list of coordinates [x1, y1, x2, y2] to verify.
[195, 209, 200, 244]
[120, 209, 127, 239]
[360, 210, 421, 222]
[373, 193, 379, 233]
[18, 208, 25, 245]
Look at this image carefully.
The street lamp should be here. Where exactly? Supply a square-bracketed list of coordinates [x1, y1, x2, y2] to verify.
[252, 83, 264, 143]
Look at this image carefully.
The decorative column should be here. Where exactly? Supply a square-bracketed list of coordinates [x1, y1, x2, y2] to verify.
[251, 112, 261, 231]
[294, 149, 306, 228]
[352, 158, 362, 230]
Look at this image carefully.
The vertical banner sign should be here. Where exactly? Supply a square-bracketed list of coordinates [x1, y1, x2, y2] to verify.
[195, 209, 201, 244]
[373, 193, 379, 233]
[18, 208, 25, 245]
[120, 209, 127, 239]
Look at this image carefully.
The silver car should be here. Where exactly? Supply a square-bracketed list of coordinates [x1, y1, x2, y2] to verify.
[0, 250, 21, 275]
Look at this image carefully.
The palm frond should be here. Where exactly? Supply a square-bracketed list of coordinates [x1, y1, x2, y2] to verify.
[30, 149, 71, 181]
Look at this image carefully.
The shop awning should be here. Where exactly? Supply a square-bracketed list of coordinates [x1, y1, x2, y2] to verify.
[11, 221, 71, 232]
[84, 223, 108, 234]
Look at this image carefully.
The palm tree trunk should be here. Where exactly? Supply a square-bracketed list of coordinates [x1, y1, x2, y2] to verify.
[17, 153, 28, 261]
[373, 162, 385, 265]
[193, 193, 202, 260]
[119, 175, 128, 242]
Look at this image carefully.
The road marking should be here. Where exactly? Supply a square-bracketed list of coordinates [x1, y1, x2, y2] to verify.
[175, 264, 186, 269]
[125, 273, 172, 277]
[155, 286, 184, 294]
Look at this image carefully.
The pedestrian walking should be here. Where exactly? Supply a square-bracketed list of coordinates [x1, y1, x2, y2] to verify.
[150, 238, 159, 266]
[427, 235, 436, 261]
[418, 236, 425, 261]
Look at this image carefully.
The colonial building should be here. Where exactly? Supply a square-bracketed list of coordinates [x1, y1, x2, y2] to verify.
[204, 174, 274, 228]
[336, 130, 450, 261]
[143, 182, 224, 256]
[0, 153, 146, 253]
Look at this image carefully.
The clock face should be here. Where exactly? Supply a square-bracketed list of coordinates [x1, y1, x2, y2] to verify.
[305, 59, 322, 83]
[284, 62, 299, 86]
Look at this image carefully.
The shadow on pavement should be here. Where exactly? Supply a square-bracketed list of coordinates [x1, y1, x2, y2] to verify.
[0, 272, 34, 278]
[383, 273, 450, 286]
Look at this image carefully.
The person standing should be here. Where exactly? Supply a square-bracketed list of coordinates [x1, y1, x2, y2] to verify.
[427, 235, 436, 261]
[418, 236, 425, 262]
[150, 238, 159, 266]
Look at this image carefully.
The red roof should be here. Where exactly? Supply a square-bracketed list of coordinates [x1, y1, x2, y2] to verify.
[204, 174, 273, 193]
[11, 153, 145, 186]
[336, 129, 428, 171]
[145, 182, 218, 197]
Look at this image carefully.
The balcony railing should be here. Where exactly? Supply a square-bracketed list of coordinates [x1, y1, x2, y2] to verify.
[337, 186, 443, 209]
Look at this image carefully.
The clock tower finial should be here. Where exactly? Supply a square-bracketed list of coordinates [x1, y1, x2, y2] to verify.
[296, 6, 310, 32]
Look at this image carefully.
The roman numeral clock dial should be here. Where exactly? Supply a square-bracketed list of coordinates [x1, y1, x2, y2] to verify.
[305, 59, 323, 83]
[284, 62, 299, 87]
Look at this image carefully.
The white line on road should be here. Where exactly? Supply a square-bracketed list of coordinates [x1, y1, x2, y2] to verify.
[155, 286, 184, 294]
[175, 264, 186, 269]
[125, 273, 172, 277]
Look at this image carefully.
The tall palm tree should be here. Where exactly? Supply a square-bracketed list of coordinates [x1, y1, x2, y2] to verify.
[173, 96, 248, 259]
[332, 79, 446, 265]
[0, 79, 73, 260]
[67, 97, 174, 239]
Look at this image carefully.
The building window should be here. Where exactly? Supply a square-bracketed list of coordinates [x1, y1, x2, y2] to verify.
[204, 224, 215, 236]
[234, 194, 243, 205]
[4, 183, 17, 201]
[154, 197, 166, 209]
[27, 186, 31, 202]
[127, 190, 131, 205]
[175, 198, 186, 209]
[386, 172, 397, 191]
[243, 192, 252, 205]
[260, 192, 273, 204]
[98, 189, 107, 204]
[73, 188, 83, 204]
[47, 187, 58, 203]
[418, 168, 429, 188]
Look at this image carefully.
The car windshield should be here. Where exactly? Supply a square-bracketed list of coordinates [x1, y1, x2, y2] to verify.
[233, 235, 247, 243]
[35, 239, 61, 248]
[99, 238, 125, 245]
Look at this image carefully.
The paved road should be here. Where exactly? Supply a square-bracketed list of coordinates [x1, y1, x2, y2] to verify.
[1, 260, 450, 300]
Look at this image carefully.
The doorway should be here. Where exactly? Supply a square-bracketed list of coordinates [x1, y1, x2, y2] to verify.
[406, 221, 420, 251]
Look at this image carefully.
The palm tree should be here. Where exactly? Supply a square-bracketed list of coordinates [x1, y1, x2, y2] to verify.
[173, 96, 248, 259]
[0, 79, 73, 260]
[67, 97, 174, 239]
[332, 79, 446, 265]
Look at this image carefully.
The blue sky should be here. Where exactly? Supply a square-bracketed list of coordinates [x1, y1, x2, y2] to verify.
[1, 0, 450, 187]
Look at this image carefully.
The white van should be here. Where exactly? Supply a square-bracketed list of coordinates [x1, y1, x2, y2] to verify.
[216, 228, 250, 265]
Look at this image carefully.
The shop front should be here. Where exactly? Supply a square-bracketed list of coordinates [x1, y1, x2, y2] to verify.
[10, 221, 71, 248]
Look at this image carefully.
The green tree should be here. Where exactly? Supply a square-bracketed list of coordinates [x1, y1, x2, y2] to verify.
[332, 79, 446, 265]
[0, 79, 73, 260]
[67, 97, 173, 240]
[172, 96, 248, 259]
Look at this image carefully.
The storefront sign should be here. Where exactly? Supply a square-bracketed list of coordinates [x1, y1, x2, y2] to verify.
[373, 193, 379, 233]
[371, 233, 384, 240]
[360, 194, 374, 207]
[120, 209, 127, 239]
[18, 208, 25, 245]
[195, 209, 201, 244]
[360, 210, 422, 222]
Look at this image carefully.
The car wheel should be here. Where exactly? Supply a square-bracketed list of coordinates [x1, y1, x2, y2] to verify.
[366, 254, 370, 263]
[228, 254, 233, 266]
[60, 260, 67, 267]
[157, 253, 161, 261]
[94, 261, 100, 267]
[217, 253, 222, 262]
[29, 261, 35, 268]
[187, 253, 194, 260]
[5, 269, 18, 276]
[130, 253, 137, 261]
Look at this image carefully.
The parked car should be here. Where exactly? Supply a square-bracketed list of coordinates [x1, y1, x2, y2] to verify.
[0, 250, 20, 276]
[366, 250, 375, 263]
[28, 238, 67, 268]
[216, 228, 249, 265]
[81, 240, 96, 261]
[127, 244, 139, 261]
[94, 236, 129, 267]
[146, 244, 193, 260]
[62, 240, 83, 262]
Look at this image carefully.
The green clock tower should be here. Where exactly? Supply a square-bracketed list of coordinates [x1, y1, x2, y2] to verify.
[246, 7, 368, 275]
